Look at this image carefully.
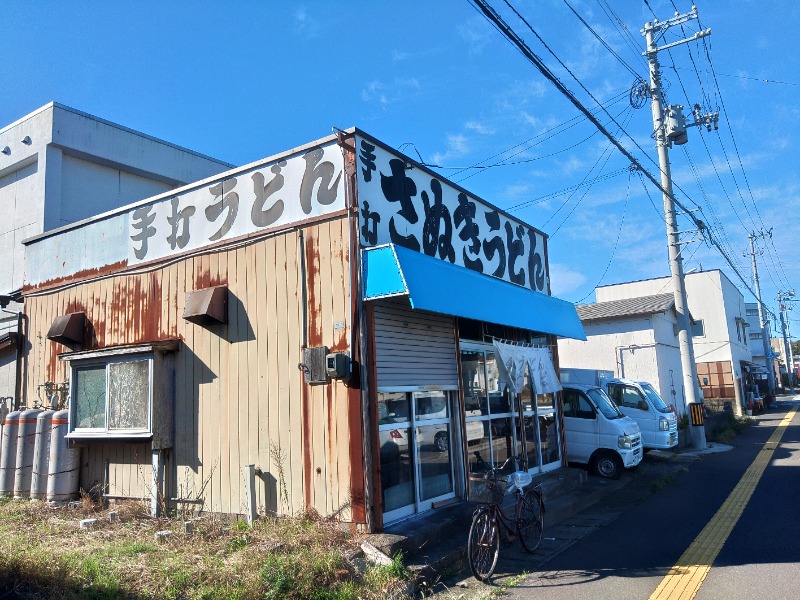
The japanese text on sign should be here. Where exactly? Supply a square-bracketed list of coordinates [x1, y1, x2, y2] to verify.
[128, 142, 345, 264]
[356, 137, 548, 293]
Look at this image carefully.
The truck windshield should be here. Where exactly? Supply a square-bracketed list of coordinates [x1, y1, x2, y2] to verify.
[640, 383, 671, 413]
[586, 387, 624, 420]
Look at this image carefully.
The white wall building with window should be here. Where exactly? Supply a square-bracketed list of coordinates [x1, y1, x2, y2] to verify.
[588, 270, 752, 406]
[557, 294, 686, 410]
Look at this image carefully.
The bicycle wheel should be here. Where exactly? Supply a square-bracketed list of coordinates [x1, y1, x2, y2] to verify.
[517, 490, 544, 553]
[467, 508, 500, 581]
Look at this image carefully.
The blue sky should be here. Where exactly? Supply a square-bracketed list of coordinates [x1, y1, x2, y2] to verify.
[2, 0, 798, 328]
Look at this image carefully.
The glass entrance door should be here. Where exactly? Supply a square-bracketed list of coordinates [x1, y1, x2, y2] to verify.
[461, 345, 520, 474]
[521, 373, 561, 473]
[378, 391, 456, 523]
[461, 343, 561, 475]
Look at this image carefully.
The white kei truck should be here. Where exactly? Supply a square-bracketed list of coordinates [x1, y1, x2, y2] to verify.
[561, 382, 643, 479]
[560, 368, 678, 451]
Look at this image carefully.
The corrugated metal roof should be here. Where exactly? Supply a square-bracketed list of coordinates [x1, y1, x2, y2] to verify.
[576, 293, 675, 322]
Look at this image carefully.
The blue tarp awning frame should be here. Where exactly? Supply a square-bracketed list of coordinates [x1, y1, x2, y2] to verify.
[362, 244, 586, 341]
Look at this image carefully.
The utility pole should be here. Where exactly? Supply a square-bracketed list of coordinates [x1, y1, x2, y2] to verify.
[747, 231, 776, 393]
[777, 290, 796, 390]
[788, 311, 796, 390]
[643, 7, 712, 449]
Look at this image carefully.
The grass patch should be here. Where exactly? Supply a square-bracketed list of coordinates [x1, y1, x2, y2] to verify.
[0, 501, 413, 599]
[707, 411, 752, 444]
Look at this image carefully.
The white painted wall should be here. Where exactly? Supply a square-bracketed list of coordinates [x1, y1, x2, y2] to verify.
[557, 312, 683, 405]
[58, 155, 173, 226]
[0, 161, 40, 292]
[745, 303, 766, 363]
[595, 270, 752, 378]
[650, 314, 685, 408]
[0, 312, 19, 406]
[0, 102, 233, 295]
[0, 350, 14, 405]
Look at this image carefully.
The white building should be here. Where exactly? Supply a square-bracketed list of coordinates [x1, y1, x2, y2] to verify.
[559, 269, 753, 412]
[743, 302, 779, 390]
[0, 103, 233, 405]
[558, 294, 685, 410]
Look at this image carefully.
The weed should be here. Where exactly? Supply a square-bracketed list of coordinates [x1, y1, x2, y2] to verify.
[109, 540, 156, 557]
[233, 519, 250, 532]
[228, 533, 250, 552]
[0, 499, 411, 599]
[362, 551, 410, 593]
[270, 442, 291, 514]
[707, 411, 752, 443]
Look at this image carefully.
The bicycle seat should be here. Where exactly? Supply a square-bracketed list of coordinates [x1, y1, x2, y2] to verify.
[507, 470, 532, 492]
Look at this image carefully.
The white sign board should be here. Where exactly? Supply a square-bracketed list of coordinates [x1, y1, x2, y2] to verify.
[355, 135, 549, 293]
[128, 141, 345, 264]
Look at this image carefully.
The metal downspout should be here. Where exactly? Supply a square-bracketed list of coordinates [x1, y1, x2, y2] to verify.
[15, 312, 24, 411]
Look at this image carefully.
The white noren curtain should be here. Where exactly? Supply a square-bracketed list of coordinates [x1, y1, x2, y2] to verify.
[492, 340, 562, 395]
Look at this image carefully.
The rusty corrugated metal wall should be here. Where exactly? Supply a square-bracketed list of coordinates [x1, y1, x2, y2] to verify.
[23, 214, 361, 519]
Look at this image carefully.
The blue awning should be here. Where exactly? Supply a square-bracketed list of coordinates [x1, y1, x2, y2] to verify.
[362, 244, 586, 341]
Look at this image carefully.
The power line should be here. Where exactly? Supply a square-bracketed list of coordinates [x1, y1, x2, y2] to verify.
[672, 66, 798, 87]
[549, 110, 637, 234]
[445, 90, 630, 179]
[564, 0, 645, 84]
[500, 0, 665, 177]
[466, 0, 703, 228]
[595, 0, 647, 70]
[505, 167, 630, 212]
[474, 102, 631, 171]
[700, 33, 793, 288]
[575, 167, 635, 303]
[468, 0, 776, 311]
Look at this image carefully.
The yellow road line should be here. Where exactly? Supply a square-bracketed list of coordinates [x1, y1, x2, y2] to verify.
[649, 407, 798, 600]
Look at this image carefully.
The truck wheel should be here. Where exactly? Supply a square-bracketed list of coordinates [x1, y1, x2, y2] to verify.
[434, 432, 449, 452]
[592, 452, 623, 480]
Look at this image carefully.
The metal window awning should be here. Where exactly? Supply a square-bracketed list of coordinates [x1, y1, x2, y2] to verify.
[362, 244, 586, 341]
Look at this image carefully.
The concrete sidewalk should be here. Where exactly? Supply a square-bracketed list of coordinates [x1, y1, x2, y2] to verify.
[370, 464, 621, 583]
[365, 414, 740, 595]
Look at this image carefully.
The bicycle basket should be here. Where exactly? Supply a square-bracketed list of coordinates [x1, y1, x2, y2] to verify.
[467, 474, 508, 504]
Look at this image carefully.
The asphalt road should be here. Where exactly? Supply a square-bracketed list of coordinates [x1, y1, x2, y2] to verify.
[434, 398, 800, 600]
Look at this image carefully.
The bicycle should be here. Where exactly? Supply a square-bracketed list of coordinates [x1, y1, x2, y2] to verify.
[466, 454, 545, 581]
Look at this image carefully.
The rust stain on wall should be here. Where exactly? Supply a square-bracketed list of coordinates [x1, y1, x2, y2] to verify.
[145, 272, 164, 341]
[325, 382, 335, 501]
[347, 384, 366, 523]
[23, 260, 128, 294]
[132, 277, 143, 342]
[305, 230, 322, 348]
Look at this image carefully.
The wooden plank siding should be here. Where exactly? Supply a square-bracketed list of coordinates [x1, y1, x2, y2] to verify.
[22, 215, 360, 520]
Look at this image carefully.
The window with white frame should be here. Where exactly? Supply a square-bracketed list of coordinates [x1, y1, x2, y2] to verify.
[62, 342, 177, 444]
[72, 356, 152, 434]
